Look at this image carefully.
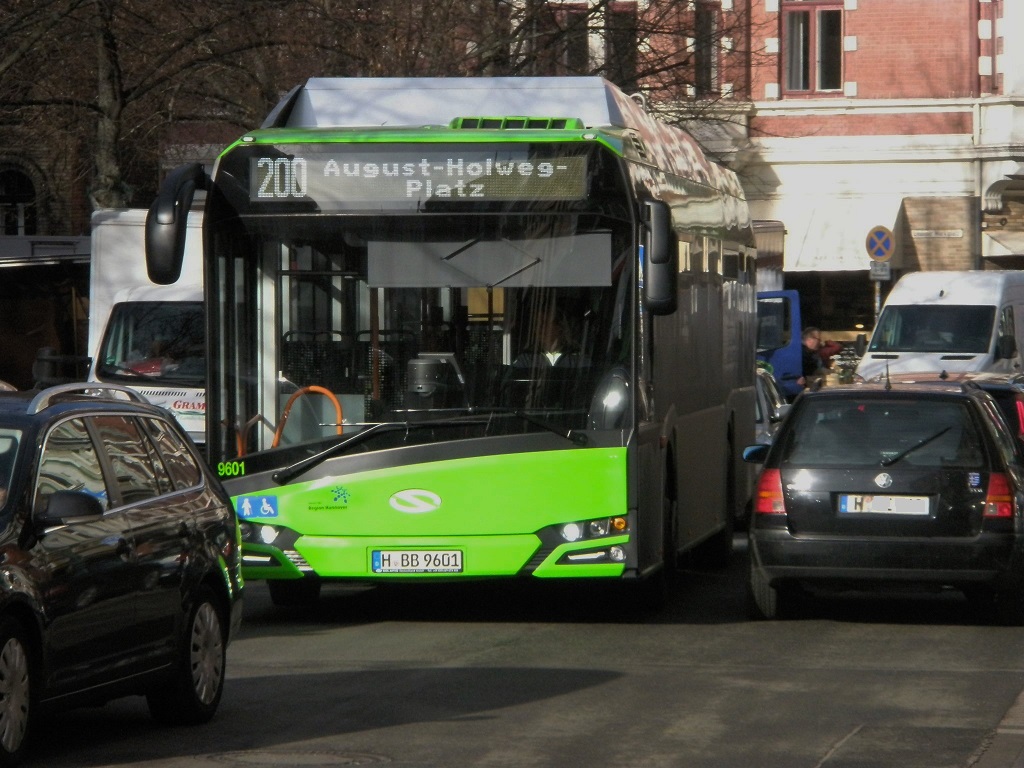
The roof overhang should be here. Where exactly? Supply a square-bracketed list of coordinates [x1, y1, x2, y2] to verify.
[984, 167, 1024, 213]
[0, 236, 90, 267]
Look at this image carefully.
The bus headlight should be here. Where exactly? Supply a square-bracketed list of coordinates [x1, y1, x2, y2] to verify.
[561, 523, 583, 542]
[240, 521, 299, 548]
[559, 517, 628, 542]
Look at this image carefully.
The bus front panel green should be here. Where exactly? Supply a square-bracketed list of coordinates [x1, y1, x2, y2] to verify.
[236, 447, 629, 579]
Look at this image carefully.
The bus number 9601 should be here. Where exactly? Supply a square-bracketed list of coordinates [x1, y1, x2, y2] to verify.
[218, 461, 246, 478]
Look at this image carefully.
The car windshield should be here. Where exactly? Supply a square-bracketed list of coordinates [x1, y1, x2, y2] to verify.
[778, 396, 985, 468]
[0, 429, 21, 511]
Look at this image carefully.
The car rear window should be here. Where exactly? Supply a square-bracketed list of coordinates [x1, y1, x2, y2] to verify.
[781, 397, 986, 469]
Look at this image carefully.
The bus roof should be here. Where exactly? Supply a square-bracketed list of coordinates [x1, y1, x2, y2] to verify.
[265, 77, 645, 131]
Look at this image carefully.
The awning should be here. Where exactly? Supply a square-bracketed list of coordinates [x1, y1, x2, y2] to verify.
[983, 168, 1024, 213]
[750, 194, 903, 272]
[752, 220, 785, 267]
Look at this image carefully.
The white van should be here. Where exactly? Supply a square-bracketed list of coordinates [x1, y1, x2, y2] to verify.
[856, 270, 1024, 381]
[88, 209, 205, 444]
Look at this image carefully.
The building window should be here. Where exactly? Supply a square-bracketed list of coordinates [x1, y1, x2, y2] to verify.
[605, 1, 638, 92]
[694, 1, 720, 98]
[0, 169, 36, 236]
[782, 2, 842, 94]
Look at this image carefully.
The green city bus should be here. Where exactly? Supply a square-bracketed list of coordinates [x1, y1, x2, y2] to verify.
[146, 77, 757, 606]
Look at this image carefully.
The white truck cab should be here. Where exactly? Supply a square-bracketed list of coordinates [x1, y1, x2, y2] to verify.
[88, 209, 205, 444]
[856, 270, 1024, 382]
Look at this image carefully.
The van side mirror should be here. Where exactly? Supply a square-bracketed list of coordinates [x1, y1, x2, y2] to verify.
[855, 333, 868, 357]
[642, 200, 677, 315]
[997, 334, 1017, 360]
[146, 163, 206, 285]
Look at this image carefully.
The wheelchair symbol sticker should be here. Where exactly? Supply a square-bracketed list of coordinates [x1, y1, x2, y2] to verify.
[237, 495, 279, 519]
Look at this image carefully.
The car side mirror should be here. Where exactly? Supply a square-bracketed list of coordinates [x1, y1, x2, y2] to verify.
[772, 403, 792, 423]
[742, 444, 770, 464]
[35, 490, 104, 530]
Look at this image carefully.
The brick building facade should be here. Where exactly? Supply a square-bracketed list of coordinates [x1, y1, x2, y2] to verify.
[721, 0, 1024, 333]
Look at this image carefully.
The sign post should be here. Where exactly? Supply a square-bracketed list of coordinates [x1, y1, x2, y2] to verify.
[866, 225, 894, 322]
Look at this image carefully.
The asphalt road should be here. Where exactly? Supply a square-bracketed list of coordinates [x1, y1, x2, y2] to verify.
[25, 538, 1024, 768]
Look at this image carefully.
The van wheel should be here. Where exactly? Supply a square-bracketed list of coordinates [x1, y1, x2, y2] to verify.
[147, 588, 226, 725]
[268, 576, 322, 607]
[0, 617, 31, 767]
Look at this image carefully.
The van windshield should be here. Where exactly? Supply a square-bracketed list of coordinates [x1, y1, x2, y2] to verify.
[868, 305, 995, 354]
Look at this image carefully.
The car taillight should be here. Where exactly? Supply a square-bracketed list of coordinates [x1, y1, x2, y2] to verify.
[754, 468, 786, 515]
[984, 472, 1014, 518]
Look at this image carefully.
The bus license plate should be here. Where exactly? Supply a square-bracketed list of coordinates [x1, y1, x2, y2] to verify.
[371, 549, 463, 573]
[839, 494, 929, 515]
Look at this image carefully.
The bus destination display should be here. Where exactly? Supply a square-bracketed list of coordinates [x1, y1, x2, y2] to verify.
[250, 149, 587, 206]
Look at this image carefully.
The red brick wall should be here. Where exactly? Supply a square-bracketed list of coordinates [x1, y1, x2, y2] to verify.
[750, 0, 982, 104]
[846, 0, 976, 99]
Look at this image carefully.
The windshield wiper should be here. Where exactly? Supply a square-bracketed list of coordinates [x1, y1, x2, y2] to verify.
[271, 416, 491, 485]
[97, 362, 162, 383]
[485, 408, 589, 447]
[879, 426, 951, 467]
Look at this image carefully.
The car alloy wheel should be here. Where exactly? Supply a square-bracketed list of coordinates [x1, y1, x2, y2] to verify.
[147, 589, 226, 725]
[0, 619, 30, 764]
[190, 601, 224, 706]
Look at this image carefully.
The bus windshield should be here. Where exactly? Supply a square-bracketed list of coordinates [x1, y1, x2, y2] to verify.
[207, 208, 634, 462]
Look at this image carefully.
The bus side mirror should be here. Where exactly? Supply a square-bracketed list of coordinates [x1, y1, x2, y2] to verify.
[642, 200, 677, 315]
[146, 163, 207, 285]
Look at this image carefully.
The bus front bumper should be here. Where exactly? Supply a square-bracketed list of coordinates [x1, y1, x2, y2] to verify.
[241, 533, 630, 581]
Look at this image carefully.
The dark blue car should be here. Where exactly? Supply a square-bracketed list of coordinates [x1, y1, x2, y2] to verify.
[0, 383, 243, 766]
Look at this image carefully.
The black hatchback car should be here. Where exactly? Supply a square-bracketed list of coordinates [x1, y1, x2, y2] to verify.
[743, 381, 1024, 622]
[0, 383, 243, 765]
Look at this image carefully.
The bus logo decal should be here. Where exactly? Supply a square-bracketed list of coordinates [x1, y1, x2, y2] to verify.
[389, 489, 442, 514]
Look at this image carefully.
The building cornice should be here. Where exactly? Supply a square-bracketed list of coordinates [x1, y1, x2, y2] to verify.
[750, 95, 1024, 118]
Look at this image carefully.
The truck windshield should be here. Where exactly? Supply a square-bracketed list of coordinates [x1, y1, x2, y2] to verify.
[868, 305, 995, 354]
[95, 301, 205, 386]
